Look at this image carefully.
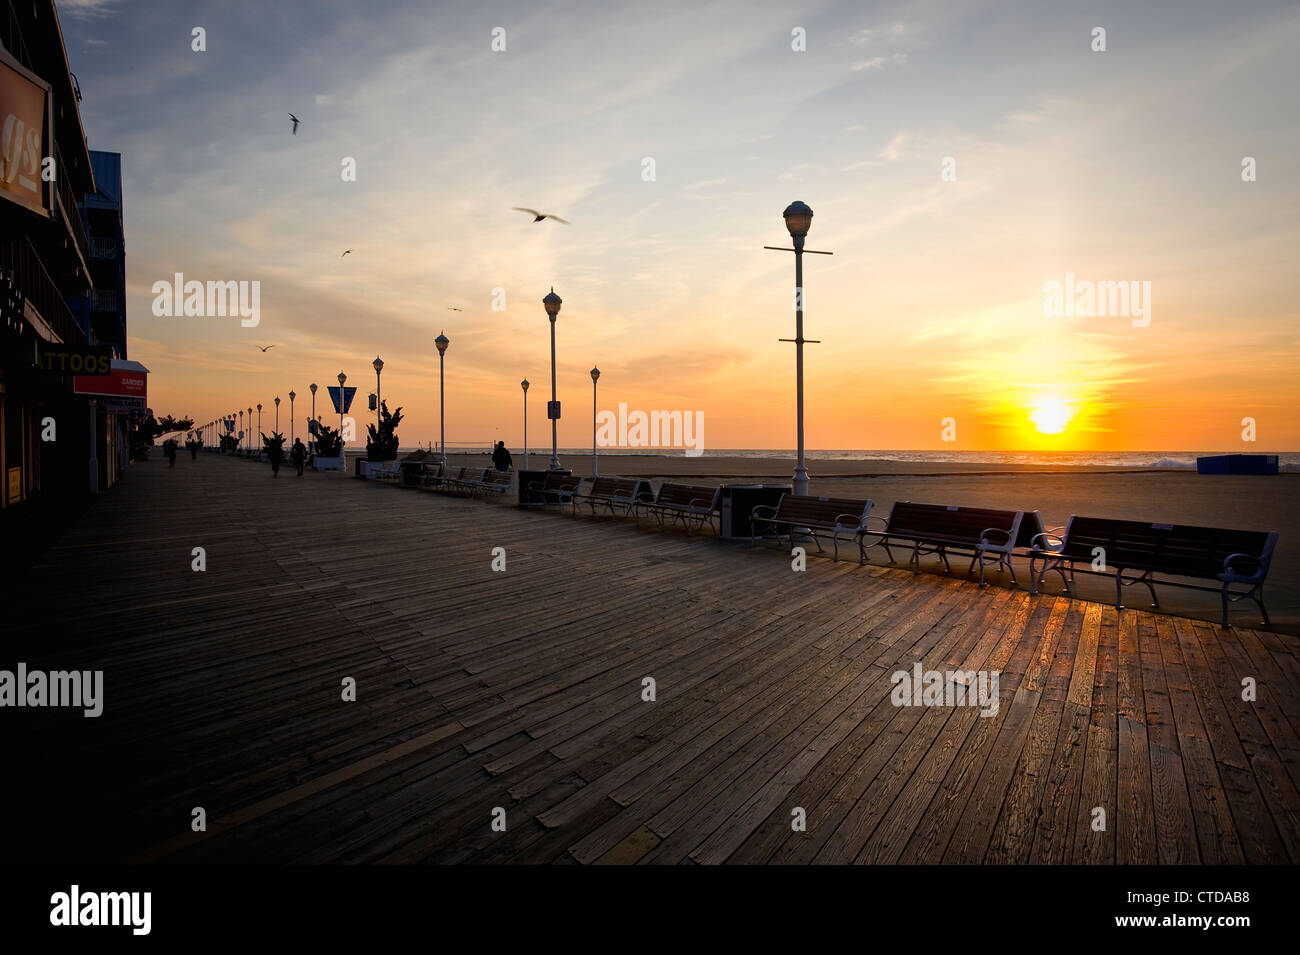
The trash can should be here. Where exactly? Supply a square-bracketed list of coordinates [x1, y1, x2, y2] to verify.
[719, 484, 791, 539]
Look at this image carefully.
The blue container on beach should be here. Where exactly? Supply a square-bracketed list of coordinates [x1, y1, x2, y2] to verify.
[1195, 454, 1278, 475]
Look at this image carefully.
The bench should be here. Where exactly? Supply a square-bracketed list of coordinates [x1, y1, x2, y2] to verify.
[424, 466, 466, 493]
[528, 471, 583, 506]
[635, 483, 721, 535]
[750, 495, 874, 564]
[452, 468, 489, 496]
[426, 465, 452, 493]
[1028, 516, 1279, 626]
[572, 476, 648, 519]
[373, 461, 403, 484]
[865, 501, 1028, 586]
[473, 470, 514, 499]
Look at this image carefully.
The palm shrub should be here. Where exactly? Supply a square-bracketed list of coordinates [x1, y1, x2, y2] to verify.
[365, 401, 404, 461]
[315, 424, 342, 457]
[262, 431, 286, 460]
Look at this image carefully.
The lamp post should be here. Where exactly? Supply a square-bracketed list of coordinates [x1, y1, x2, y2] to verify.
[239, 410, 244, 450]
[590, 366, 600, 478]
[543, 288, 562, 470]
[309, 383, 317, 452]
[521, 379, 529, 467]
[247, 408, 252, 452]
[274, 396, 280, 434]
[337, 371, 347, 462]
[373, 356, 383, 424]
[256, 403, 262, 451]
[289, 390, 296, 444]
[764, 200, 832, 498]
[435, 333, 449, 465]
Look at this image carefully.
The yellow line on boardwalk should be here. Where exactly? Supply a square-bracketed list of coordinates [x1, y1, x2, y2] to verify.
[129, 721, 464, 863]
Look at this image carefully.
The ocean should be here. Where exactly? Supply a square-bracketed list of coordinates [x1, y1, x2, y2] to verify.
[393, 448, 1300, 471]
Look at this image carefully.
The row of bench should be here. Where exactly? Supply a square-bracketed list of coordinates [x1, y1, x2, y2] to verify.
[371, 461, 514, 498]
[522, 473, 1278, 627]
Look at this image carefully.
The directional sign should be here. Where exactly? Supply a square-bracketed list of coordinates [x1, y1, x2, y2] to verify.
[547, 400, 561, 420]
[327, 386, 357, 414]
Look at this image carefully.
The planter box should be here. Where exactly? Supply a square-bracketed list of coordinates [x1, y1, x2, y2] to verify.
[314, 456, 345, 471]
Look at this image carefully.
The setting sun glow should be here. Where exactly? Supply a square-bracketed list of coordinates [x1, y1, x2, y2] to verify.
[1028, 397, 1077, 435]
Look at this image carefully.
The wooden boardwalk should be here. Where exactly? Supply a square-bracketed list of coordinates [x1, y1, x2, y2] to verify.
[6, 453, 1299, 865]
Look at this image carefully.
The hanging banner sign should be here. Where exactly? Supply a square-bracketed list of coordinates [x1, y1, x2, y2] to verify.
[327, 386, 357, 414]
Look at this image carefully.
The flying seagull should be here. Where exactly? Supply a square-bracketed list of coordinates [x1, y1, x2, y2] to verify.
[512, 207, 569, 224]
[288, 113, 300, 135]
[341, 249, 352, 257]
[446, 306, 464, 311]
[257, 344, 277, 352]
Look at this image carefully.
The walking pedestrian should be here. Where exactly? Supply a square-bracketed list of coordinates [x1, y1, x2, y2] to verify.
[291, 438, 306, 477]
[492, 440, 513, 472]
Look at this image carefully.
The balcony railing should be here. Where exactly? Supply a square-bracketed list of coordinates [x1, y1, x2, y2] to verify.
[0, 237, 86, 345]
[55, 144, 90, 268]
[89, 237, 118, 259]
[89, 289, 119, 312]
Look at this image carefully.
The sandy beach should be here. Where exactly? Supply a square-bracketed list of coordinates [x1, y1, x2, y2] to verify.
[398, 451, 1299, 631]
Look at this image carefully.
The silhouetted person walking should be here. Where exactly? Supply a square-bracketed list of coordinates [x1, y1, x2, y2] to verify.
[164, 439, 177, 468]
[291, 438, 306, 477]
[492, 440, 513, 472]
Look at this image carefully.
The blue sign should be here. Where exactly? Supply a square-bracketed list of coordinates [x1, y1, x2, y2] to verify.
[224, 419, 235, 432]
[327, 386, 357, 414]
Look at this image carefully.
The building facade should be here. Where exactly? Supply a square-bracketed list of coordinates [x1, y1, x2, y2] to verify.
[0, 0, 140, 540]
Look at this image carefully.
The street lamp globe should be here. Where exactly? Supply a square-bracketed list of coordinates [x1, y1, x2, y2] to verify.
[289, 390, 296, 402]
[783, 200, 813, 239]
[591, 366, 600, 382]
[274, 396, 280, 407]
[310, 383, 317, 395]
[521, 378, 529, 392]
[435, 332, 449, 354]
[257, 403, 262, 412]
[542, 288, 562, 319]
[338, 371, 346, 387]
[373, 356, 383, 375]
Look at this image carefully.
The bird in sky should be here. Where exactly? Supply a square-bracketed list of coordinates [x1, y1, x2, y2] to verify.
[446, 306, 464, 311]
[288, 113, 300, 135]
[341, 249, 352, 257]
[512, 207, 569, 224]
[257, 344, 277, 352]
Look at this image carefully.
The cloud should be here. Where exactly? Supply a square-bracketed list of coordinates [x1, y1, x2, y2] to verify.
[59, 0, 117, 18]
[847, 23, 912, 47]
[850, 53, 908, 72]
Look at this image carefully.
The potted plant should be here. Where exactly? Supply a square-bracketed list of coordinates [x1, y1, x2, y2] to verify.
[313, 424, 345, 471]
[262, 431, 287, 477]
[363, 401, 404, 477]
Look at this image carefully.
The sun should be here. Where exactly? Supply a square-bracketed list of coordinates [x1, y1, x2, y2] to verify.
[1028, 397, 1076, 435]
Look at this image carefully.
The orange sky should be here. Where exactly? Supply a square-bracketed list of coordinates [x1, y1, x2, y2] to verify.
[66, 1, 1300, 452]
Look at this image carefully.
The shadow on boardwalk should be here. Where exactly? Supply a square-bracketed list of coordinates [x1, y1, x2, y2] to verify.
[5, 454, 1299, 864]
